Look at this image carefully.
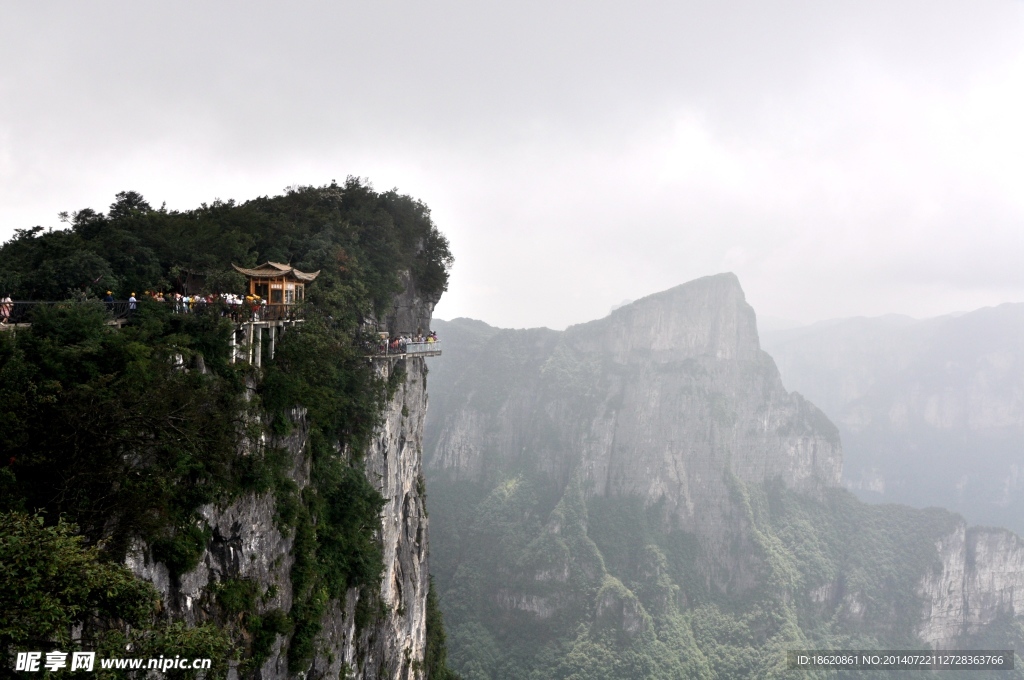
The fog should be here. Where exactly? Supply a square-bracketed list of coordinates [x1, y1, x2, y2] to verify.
[2, 0, 1022, 328]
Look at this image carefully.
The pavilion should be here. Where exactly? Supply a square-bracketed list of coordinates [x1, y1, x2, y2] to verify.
[230, 262, 320, 365]
[232, 262, 320, 304]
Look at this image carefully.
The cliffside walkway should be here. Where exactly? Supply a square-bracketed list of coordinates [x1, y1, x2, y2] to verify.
[366, 341, 442, 360]
[0, 300, 441, 364]
[0, 299, 301, 328]
[0, 300, 134, 329]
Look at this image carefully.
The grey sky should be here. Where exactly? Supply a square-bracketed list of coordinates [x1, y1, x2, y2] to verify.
[2, 1, 1022, 329]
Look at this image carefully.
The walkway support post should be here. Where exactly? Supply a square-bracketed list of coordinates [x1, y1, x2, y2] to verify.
[255, 325, 262, 367]
[247, 323, 254, 364]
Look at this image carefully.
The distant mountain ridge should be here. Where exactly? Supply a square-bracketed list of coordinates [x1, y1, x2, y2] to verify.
[761, 303, 1024, 533]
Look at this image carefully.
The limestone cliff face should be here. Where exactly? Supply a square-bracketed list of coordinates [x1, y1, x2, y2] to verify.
[127, 304, 434, 679]
[426, 273, 842, 533]
[385, 270, 438, 336]
[126, 415, 310, 640]
[311, 357, 430, 680]
[919, 523, 1024, 649]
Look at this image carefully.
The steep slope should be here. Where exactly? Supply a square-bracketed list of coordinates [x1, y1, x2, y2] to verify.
[424, 276, 1024, 679]
[761, 304, 1024, 533]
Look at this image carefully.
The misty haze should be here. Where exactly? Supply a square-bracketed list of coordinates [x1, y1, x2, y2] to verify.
[1, 1, 1023, 679]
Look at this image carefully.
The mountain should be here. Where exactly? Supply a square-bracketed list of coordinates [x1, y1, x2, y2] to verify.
[760, 304, 1024, 533]
[0, 182, 459, 679]
[428, 274, 841, 540]
[423, 275, 1024, 679]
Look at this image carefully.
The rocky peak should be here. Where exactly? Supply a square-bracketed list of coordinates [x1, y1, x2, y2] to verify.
[565, 273, 760, 364]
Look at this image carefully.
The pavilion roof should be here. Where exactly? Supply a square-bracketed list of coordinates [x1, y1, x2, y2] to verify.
[232, 261, 320, 282]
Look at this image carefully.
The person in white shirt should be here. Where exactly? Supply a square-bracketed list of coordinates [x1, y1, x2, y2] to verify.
[0, 295, 12, 324]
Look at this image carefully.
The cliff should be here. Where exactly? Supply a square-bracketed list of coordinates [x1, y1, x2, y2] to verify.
[127, 297, 436, 679]
[919, 523, 1024, 649]
[0, 181, 458, 678]
[316, 356, 432, 679]
[759, 306, 1024, 648]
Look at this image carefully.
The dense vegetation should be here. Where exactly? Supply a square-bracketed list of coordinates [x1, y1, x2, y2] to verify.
[430, 473, 1024, 680]
[0, 512, 232, 679]
[0, 180, 458, 676]
[0, 180, 452, 312]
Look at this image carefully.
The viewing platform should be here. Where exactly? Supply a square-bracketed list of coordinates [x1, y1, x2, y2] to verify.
[366, 340, 442, 360]
[0, 299, 303, 366]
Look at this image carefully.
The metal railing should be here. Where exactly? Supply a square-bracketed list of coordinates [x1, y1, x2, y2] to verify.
[0, 300, 306, 326]
[368, 340, 442, 357]
[170, 301, 303, 322]
[0, 300, 135, 325]
[405, 341, 442, 355]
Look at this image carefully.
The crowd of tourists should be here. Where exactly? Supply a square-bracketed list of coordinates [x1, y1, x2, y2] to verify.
[379, 330, 439, 354]
[1, 295, 444, 356]
[137, 291, 284, 321]
[0, 290, 293, 325]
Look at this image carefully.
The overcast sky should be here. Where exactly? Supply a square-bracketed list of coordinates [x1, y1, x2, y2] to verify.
[2, 1, 1022, 329]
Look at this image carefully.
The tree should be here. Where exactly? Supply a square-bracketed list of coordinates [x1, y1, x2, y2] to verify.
[108, 191, 153, 220]
[0, 512, 156, 653]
